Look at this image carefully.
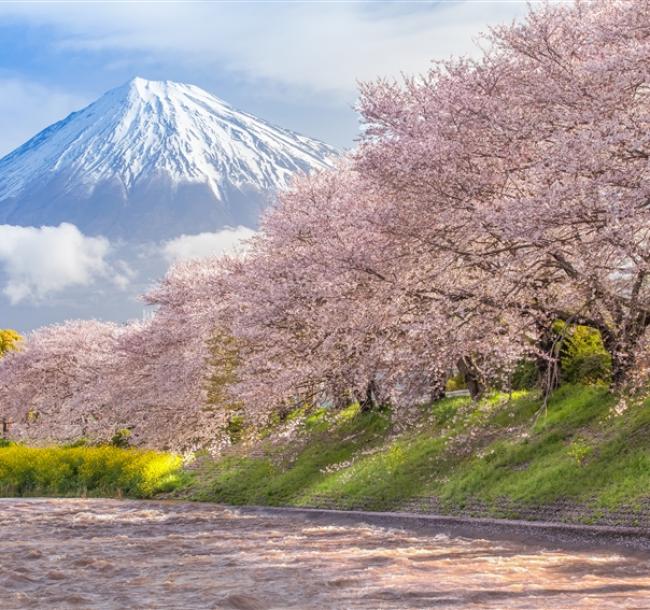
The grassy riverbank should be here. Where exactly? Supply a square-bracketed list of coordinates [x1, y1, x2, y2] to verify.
[0, 445, 185, 498]
[181, 386, 650, 520]
[2, 386, 648, 520]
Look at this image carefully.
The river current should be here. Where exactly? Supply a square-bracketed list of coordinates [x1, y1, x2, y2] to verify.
[1, 498, 649, 609]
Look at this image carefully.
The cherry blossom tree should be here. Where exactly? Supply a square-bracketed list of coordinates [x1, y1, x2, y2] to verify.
[356, 0, 650, 387]
[4, 0, 648, 451]
[219, 163, 526, 412]
[0, 320, 125, 443]
[116, 258, 234, 450]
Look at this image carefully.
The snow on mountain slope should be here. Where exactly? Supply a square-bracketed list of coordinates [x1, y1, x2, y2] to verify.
[0, 78, 336, 240]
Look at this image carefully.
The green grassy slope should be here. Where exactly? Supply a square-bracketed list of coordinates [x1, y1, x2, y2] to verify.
[183, 386, 650, 517]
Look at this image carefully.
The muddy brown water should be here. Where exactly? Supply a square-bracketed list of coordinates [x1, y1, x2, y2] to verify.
[1, 498, 650, 609]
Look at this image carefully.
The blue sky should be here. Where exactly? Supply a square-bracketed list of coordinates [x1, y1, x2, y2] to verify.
[0, 1, 530, 331]
[0, 1, 527, 156]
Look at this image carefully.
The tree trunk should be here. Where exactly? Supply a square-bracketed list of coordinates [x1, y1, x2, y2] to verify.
[535, 324, 561, 395]
[429, 385, 446, 403]
[429, 372, 446, 402]
[608, 341, 636, 389]
[457, 356, 484, 400]
[359, 379, 378, 412]
[602, 321, 645, 389]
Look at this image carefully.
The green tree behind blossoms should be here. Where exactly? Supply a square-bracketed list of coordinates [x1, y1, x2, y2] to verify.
[0, 330, 21, 358]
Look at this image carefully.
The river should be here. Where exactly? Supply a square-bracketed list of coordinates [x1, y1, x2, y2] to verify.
[1, 498, 649, 609]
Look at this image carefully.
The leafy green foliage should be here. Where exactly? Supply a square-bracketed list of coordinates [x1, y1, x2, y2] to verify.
[225, 415, 246, 444]
[110, 428, 132, 448]
[0, 329, 21, 357]
[445, 372, 466, 392]
[567, 438, 593, 465]
[510, 359, 538, 390]
[63, 438, 91, 448]
[507, 324, 611, 392]
[554, 322, 611, 384]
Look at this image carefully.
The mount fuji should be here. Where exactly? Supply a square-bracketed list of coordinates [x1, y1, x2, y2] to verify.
[0, 77, 336, 241]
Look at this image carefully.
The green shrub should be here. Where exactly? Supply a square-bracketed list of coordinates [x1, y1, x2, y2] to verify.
[110, 428, 132, 448]
[510, 359, 538, 390]
[63, 437, 91, 448]
[445, 372, 467, 392]
[0, 329, 21, 357]
[225, 415, 246, 444]
[556, 323, 611, 384]
[567, 439, 593, 466]
[0, 445, 184, 498]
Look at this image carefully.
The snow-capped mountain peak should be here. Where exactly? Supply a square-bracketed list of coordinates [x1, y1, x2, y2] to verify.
[0, 77, 336, 239]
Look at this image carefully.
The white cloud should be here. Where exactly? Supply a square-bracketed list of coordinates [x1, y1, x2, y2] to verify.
[0, 223, 112, 303]
[0, 78, 89, 157]
[163, 227, 255, 263]
[111, 259, 136, 290]
[0, 2, 527, 101]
